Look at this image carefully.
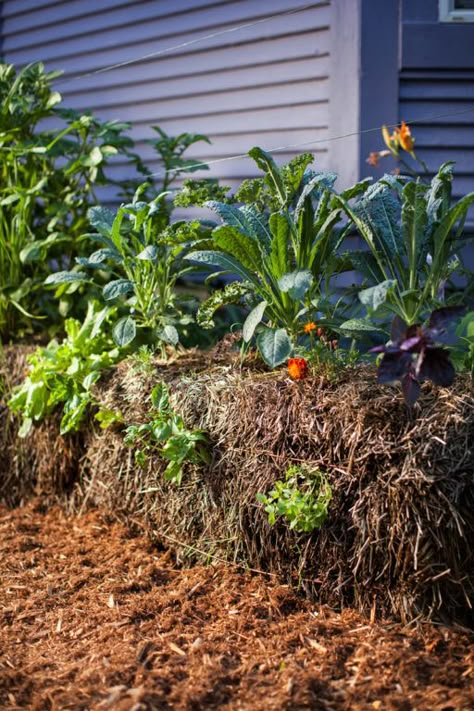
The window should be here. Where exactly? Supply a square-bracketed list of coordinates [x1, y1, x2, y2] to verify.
[440, 0, 474, 21]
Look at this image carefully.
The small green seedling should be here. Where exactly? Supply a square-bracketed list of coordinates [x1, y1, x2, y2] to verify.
[257, 464, 332, 533]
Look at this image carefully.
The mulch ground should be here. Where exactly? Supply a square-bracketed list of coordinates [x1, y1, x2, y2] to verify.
[0, 501, 473, 711]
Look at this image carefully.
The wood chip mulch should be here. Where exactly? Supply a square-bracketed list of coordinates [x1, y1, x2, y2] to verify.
[0, 501, 473, 711]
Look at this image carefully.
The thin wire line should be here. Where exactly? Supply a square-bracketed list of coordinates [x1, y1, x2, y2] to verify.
[54, 2, 325, 87]
[145, 106, 474, 180]
[2, 106, 473, 165]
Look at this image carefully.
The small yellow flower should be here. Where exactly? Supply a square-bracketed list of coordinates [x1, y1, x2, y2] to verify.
[303, 321, 317, 334]
[382, 125, 399, 154]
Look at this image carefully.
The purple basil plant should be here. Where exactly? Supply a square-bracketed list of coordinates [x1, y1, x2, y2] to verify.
[371, 306, 466, 406]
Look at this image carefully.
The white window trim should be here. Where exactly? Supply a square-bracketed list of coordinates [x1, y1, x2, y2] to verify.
[439, 0, 474, 22]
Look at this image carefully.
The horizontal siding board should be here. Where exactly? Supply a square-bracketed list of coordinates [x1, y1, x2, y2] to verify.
[58, 34, 326, 91]
[92, 97, 327, 130]
[4, 5, 331, 68]
[65, 57, 329, 107]
[399, 100, 474, 123]
[136, 103, 328, 134]
[400, 80, 474, 100]
[132, 128, 329, 158]
[3, 0, 328, 50]
[66, 77, 329, 118]
[2, 0, 224, 35]
[1, 0, 331, 203]
[403, 124, 474, 147]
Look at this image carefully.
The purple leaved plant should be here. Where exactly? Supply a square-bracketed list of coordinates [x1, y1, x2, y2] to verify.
[370, 306, 465, 406]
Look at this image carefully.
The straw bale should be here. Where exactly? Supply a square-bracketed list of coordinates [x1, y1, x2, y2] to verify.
[76, 359, 474, 625]
[0, 346, 85, 505]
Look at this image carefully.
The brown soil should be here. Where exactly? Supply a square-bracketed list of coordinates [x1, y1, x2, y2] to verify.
[1, 502, 473, 711]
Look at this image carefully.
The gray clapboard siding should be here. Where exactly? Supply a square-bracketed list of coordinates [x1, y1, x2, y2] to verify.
[400, 0, 474, 229]
[1, 0, 331, 195]
[399, 75, 474, 220]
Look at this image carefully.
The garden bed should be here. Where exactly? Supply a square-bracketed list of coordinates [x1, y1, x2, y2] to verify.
[1, 347, 473, 627]
[1, 499, 473, 710]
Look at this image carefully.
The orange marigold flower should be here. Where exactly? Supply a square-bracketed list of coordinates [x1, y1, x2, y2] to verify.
[303, 321, 317, 333]
[396, 120, 415, 153]
[288, 357, 308, 381]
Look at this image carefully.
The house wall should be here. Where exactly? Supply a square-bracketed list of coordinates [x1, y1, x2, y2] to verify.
[0, 0, 332, 200]
[400, 0, 474, 207]
[1, 0, 473, 219]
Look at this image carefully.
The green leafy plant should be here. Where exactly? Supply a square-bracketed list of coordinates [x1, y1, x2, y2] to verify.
[450, 310, 474, 377]
[257, 464, 332, 533]
[187, 148, 359, 367]
[145, 127, 211, 194]
[338, 164, 474, 330]
[45, 191, 202, 353]
[0, 61, 146, 338]
[8, 302, 120, 436]
[124, 382, 209, 485]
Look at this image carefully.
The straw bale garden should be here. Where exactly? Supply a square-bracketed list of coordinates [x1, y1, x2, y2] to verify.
[0, 62, 473, 710]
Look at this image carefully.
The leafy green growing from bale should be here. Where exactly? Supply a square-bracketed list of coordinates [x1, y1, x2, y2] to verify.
[337, 163, 474, 329]
[8, 302, 120, 436]
[186, 148, 360, 367]
[45, 191, 206, 353]
[257, 464, 332, 533]
[124, 381, 209, 485]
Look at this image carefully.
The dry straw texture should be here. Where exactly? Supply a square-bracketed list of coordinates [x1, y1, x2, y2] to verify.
[79, 356, 474, 625]
[1, 346, 473, 624]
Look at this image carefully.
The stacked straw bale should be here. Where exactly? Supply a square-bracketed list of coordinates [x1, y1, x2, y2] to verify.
[80, 358, 474, 625]
[1, 346, 473, 624]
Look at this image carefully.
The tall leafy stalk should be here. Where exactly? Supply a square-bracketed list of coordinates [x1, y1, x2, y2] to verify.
[0, 61, 146, 340]
[337, 164, 474, 327]
[187, 148, 357, 366]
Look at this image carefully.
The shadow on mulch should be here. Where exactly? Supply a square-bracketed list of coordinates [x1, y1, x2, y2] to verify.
[0, 500, 473, 711]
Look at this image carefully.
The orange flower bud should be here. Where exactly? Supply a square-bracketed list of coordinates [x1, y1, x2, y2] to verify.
[287, 357, 308, 381]
[303, 321, 317, 334]
[316, 327, 324, 338]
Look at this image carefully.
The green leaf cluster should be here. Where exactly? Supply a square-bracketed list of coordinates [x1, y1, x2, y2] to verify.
[338, 164, 474, 327]
[187, 147, 352, 366]
[124, 382, 209, 485]
[8, 302, 120, 436]
[257, 464, 332, 533]
[45, 194, 201, 352]
[0, 61, 147, 339]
